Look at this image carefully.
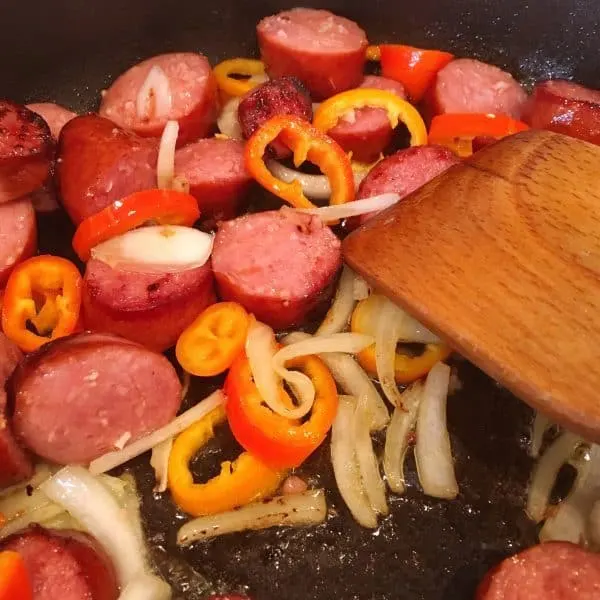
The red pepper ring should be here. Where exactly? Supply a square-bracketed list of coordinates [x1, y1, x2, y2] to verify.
[225, 352, 338, 469]
[244, 115, 355, 209]
[1, 255, 82, 352]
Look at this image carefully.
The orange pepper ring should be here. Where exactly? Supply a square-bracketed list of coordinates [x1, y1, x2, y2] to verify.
[167, 405, 285, 517]
[244, 115, 355, 209]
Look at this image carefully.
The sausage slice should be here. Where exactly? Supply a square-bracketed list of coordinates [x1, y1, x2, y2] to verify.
[0, 101, 53, 204]
[211, 209, 341, 329]
[257, 8, 367, 100]
[82, 259, 215, 352]
[1, 526, 119, 600]
[26, 102, 77, 141]
[11, 333, 182, 464]
[0, 197, 36, 285]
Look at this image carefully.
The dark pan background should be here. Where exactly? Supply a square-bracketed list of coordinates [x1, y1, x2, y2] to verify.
[1, 0, 599, 598]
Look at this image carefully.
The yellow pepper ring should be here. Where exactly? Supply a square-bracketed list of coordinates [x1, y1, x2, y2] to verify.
[167, 405, 285, 517]
[213, 58, 266, 97]
[313, 89, 428, 147]
[351, 296, 452, 384]
[366, 45, 381, 61]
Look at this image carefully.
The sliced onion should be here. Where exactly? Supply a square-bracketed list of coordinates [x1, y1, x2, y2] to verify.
[415, 362, 458, 499]
[374, 297, 406, 407]
[91, 225, 213, 273]
[283, 331, 389, 431]
[244, 319, 289, 416]
[119, 574, 172, 600]
[0, 463, 54, 498]
[526, 431, 582, 523]
[272, 332, 373, 420]
[89, 390, 224, 474]
[530, 411, 554, 458]
[177, 489, 326, 545]
[383, 382, 424, 494]
[157, 120, 179, 189]
[150, 438, 173, 494]
[299, 193, 400, 221]
[217, 96, 243, 140]
[331, 395, 378, 528]
[136, 65, 172, 121]
[539, 444, 600, 545]
[317, 266, 359, 335]
[353, 275, 370, 301]
[41, 466, 149, 586]
[354, 395, 388, 515]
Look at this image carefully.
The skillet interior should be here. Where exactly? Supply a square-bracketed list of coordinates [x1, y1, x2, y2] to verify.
[1, 0, 599, 598]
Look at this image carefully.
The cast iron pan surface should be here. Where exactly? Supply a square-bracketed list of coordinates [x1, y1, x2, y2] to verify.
[2, 0, 599, 598]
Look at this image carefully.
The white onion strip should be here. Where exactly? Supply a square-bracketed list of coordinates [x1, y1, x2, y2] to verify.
[331, 395, 378, 528]
[353, 275, 370, 301]
[354, 395, 388, 515]
[136, 65, 172, 121]
[272, 332, 373, 420]
[283, 332, 389, 431]
[299, 193, 400, 221]
[119, 574, 172, 600]
[89, 391, 224, 474]
[540, 443, 600, 544]
[41, 466, 148, 586]
[374, 297, 406, 407]
[157, 120, 179, 189]
[415, 362, 458, 499]
[526, 431, 582, 523]
[217, 96, 243, 140]
[150, 438, 173, 493]
[91, 226, 213, 273]
[178, 489, 326, 545]
[530, 411, 553, 458]
[245, 320, 287, 416]
[317, 266, 359, 335]
[383, 382, 424, 494]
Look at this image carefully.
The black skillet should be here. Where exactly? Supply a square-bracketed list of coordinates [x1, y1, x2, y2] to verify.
[1, 0, 599, 598]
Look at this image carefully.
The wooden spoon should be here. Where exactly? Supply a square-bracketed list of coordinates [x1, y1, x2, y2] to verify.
[343, 130, 600, 442]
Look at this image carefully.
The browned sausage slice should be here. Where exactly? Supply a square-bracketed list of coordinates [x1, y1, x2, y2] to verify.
[257, 8, 367, 100]
[57, 114, 158, 225]
[522, 79, 600, 144]
[99, 52, 218, 145]
[237, 76, 313, 158]
[2, 526, 119, 600]
[82, 259, 215, 352]
[174, 137, 253, 223]
[476, 542, 600, 600]
[0, 101, 53, 204]
[328, 75, 407, 163]
[0, 333, 32, 488]
[12, 333, 182, 465]
[428, 58, 527, 119]
[211, 209, 341, 329]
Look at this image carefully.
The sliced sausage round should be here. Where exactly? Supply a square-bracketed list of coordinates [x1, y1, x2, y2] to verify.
[237, 76, 313, 158]
[355, 145, 460, 224]
[257, 8, 367, 101]
[82, 259, 216, 352]
[428, 58, 527, 119]
[1, 526, 119, 600]
[26, 102, 77, 141]
[0, 101, 53, 204]
[328, 75, 407, 163]
[11, 332, 182, 464]
[211, 209, 341, 329]
[174, 137, 252, 223]
[476, 542, 600, 600]
[57, 114, 158, 225]
[0, 333, 32, 488]
[522, 79, 600, 145]
[0, 197, 36, 285]
[99, 52, 218, 145]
